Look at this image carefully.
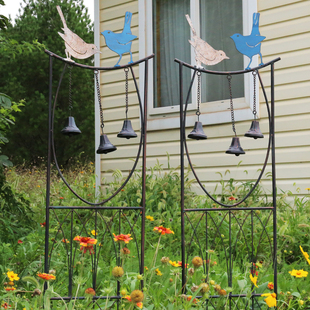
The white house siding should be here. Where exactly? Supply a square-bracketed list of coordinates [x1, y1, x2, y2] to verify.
[99, 0, 310, 198]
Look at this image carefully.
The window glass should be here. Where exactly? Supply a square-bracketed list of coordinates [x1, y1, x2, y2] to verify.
[153, 0, 191, 108]
[200, 0, 244, 102]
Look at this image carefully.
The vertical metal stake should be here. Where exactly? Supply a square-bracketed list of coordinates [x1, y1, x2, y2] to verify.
[44, 55, 53, 291]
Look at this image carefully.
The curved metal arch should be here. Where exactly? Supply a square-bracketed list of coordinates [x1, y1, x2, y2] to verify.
[50, 59, 148, 206]
[180, 61, 274, 208]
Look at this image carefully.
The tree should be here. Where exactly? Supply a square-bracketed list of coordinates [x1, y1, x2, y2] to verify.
[0, 0, 95, 166]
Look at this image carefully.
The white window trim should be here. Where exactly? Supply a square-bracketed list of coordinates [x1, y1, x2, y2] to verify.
[139, 0, 259, 131]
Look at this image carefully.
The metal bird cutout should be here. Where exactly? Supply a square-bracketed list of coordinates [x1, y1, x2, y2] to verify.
[101, 12, 137, 67]
[57, 5, 101, 61]
[230, 13, 265, 70]
[186, 14, 229, 67]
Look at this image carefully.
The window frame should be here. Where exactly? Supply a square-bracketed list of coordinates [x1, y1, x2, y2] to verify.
[138, 0, 259, 131]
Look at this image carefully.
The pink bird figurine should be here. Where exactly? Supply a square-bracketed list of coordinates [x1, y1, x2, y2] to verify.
[186, 14, 229, 67]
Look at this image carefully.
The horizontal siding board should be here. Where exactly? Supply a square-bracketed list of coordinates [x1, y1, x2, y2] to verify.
[261, 33, 310, 56]
[260, 16, 310, 40]
[102, 93, 140, 109]
[100, 2, 138, 22]
[262, 49, 310, 71]
[259, 0, 303, 11]
[260, 65, 310, 86]
[260, 1, 310, 25]
[100, 14, 139, 33]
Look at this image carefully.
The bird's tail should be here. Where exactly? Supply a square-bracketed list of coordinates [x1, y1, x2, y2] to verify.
[57, 5, 67, 29]
[251, 12, 261, 36]
[185, 14, 197, 36]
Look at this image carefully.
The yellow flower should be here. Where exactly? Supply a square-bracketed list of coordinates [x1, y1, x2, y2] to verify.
[169, 260, 180, 267]
[300, 246, 310, 265]
[7, 271, 19, 281]
[249, 274, 258, 287]
[155, 268, 162, 276]
[289, 269, 308, 278]
[261, 293, 277, 308]
[146, 215, 154, 221]
[306, 188, 310, 191]
[91, 230, 97, 236]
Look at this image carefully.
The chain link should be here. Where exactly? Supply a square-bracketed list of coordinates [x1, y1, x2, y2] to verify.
[227, 75, 237, 136]
[95, 71, 104, 134]
[68, 66, 73, 115]
[252, 70, 257, 118]
[124, 68, 129, 119]
[196, 71, 201, 121]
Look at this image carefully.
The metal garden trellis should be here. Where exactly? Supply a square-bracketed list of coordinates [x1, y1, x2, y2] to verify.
[44, 49, 153, 307]
[175, 57, 281, 309]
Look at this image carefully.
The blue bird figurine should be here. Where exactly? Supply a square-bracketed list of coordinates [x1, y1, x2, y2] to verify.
[101, 12, 137, 67]
[230, 13, 265, 70]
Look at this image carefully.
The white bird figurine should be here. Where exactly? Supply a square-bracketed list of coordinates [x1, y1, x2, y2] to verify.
[57, 5, 101, 61]
[185, 14, 229, 67]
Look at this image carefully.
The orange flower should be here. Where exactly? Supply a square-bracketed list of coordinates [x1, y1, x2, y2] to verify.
[85, 287, 96, 296]
[74, 236, 97, 254]
[187, 296, 198, 304]
[62, 238, 70, 243]
[113, 233, 133, 244]
[1, 303, 11, 309]
[5, 287, 16, 291]
[153, 226, 174, 235]
[228, 196, 236, 201]
[40, 222, 46, 227]
[17, 240, 23, 244]
[37, 273, 56, 281]
[267, 282, 274, 290]
[178, 261, 188, 268]
[124, 295, 132, 302]
[59, 197, 64, 199]
[136, 302, 143, 309]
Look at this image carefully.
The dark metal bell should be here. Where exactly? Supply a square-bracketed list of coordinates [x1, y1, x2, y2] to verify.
[61, 116, 81, 136]
[117, 120, 137, 139]
[244, 120, 264, 139]
[188, 121, 207, 140]
[96, 134, 117, 154]
[226, 137, 245, 156]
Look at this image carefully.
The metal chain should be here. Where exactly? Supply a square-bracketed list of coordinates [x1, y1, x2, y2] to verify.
[95, 71, 104, 135]
[252, 70, 257, 119]
[68, 66, 73, 115]
[196, 71, 201, 121]
[227, 75, 237, 136]
[124, 68, 129, 119]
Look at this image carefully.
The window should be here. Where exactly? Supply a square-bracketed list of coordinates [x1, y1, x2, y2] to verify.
[139, 0, 258, 130]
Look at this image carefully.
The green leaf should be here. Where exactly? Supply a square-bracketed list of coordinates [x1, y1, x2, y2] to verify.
[0, 155, 12, 167]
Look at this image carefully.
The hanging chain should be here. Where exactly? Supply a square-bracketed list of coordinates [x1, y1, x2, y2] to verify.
[227, 75, 237, 136]
[124, 68, 129, 119]
[252, 70, 257, 119]
[95, 71, 104, 135]
[68, 66, 73, 115]
[196, 71, 201, 121]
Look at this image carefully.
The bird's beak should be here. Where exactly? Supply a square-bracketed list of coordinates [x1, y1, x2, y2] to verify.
[225, 56, 230, 59]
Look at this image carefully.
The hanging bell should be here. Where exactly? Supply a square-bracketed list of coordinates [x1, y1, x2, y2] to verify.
[96, 134, 117, 154]
[61, 116, 82, 136]
[226, 137, 245, 156]
[244, 120, 264, 139]
[117, 120, 137, 139]
[188, 121, 207, 140]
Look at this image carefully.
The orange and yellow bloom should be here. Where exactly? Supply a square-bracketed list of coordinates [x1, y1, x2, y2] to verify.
[146, 215, 154, 221]
[7, 271, 19, 281]
[261, 293, 277, 308]
[250, 274, 258, 287]
[289, 269, 308, 278]
[113, 233, 133, 244]
[267, 282, 274, 290]
[37, 273, 56, 281]
[300, 246, 310, 265]
[74, 236, 97, 254]
[153, 226, 174, 235]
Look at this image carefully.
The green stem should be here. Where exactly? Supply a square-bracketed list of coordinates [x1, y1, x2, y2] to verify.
[72, 283, 80, 310]
[148, 235, 162, 286]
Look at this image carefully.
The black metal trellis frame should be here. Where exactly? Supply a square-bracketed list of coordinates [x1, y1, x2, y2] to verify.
[44, 50, 154, 307]
[176, 57, 281, 309]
